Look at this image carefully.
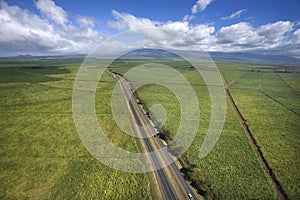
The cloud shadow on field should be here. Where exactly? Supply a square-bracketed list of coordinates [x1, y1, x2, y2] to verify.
[0, 66, 70, 83]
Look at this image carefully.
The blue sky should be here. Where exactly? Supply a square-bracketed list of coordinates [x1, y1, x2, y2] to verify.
[0, 0, 299, 57]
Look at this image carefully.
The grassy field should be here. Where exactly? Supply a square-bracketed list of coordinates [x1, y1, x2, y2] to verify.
[132, 62, 278, 199]
[1, 57, 299, 199]
[133, 61, 300, 199]
[0, 58, 150, 199]
[230, 69, 300, 199]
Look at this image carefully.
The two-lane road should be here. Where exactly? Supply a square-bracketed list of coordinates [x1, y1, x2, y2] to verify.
[111, 71, 198, 200]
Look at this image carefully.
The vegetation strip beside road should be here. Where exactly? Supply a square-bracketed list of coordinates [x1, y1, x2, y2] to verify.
[113, 61, 279, 199]
[112, 71, 199, 200]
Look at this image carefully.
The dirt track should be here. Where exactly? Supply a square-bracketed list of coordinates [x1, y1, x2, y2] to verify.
[225, 75, 287, 200]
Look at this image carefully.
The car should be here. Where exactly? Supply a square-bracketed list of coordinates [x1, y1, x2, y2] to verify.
[187, 193, 193, 200]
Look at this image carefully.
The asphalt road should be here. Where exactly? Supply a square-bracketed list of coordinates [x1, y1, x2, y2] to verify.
[112, 71, 198, 200]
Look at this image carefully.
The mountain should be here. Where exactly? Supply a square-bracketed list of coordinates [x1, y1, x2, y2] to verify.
[3, 49, 299, 66]
[121, 48, 300, 66]
[121, 48, 179, 59]
[209, 52, 300, 66]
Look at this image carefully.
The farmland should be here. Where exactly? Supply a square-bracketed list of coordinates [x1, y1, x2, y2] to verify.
[229, 69, 300, 199]
[114, 60, 299, 199]
[0, 58, 150, 199]
[0, 57, 299, 199]
[132, 62, 278, 199]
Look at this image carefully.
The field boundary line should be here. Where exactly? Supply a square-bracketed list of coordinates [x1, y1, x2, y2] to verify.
[225, 71, 246, 89]
[277, 73, 298, 93]
[259, 91, 300, 117]
[225, 87, 287, 200]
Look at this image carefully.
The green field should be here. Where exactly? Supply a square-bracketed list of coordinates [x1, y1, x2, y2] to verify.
[230, 70, 300, 199]
[0, 59, 150, 199]
[1, 58, 299, 199]
[133, 63, 278, 199]
[121, 61, 299, 199]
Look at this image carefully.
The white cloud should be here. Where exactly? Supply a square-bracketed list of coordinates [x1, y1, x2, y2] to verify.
[192, 0, 213, 14]
[0, 1, 64, 53]
[107, 10, 217, 50]
[183, 14, 194, 21]
[217, 22, 263, 47]
[186, 24, 216, 50]
[215, 21, 300, 54]
[76, 16, 97, 28]
[35, 0, 68, 26]
[183, 0, 213, 22]
[162, 21, 190, 33]
[290, 29, 300, 44]
[0, 0, 102, 56]
[257, 21, 294, 44]
[108, 10, 216, 39]
[108, 10, 158, 30]
[0, 1, 299, 58]
[221, 9, 247, 20]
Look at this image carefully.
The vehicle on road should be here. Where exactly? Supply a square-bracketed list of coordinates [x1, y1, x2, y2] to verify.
[188, 193, 193, 200]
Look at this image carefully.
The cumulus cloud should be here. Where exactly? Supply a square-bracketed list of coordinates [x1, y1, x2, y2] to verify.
[0, 0, 102, 56]
[35, 0, 68, 26]
[183, 0, 213, 21]
[217, 22, 263, 47]
[0, 0, 299, 57]
[107, 10, 217, 50]
[76, 16, 97, 28]
[215, 21, 300, 55]
[290, 29, 300, 44]
[0, 1, 65, 55]
[183, 14, 194, 22]
[192, 0, 213, 14]
[107, 12, 299, 55]
[257, 21, 294, 44]
[108, 10, 158, 30]
[162, 21, 190, 32]
[221, 9, 247, 20]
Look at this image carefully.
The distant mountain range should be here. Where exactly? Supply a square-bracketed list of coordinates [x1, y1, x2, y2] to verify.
[209, 52, 300, 66]
[121, 48, 300, 66]
[7, 49, 300, 66]
[121, 48, 179, 59]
